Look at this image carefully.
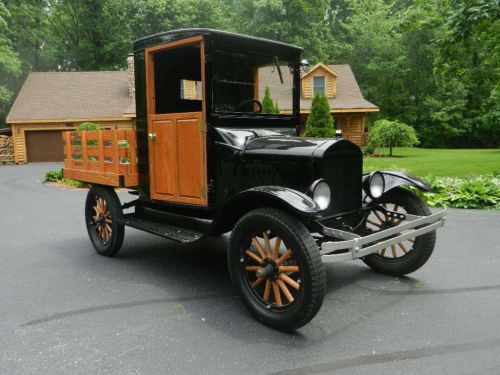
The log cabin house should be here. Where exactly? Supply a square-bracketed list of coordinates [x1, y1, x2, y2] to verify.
[259, 62, 379, 146]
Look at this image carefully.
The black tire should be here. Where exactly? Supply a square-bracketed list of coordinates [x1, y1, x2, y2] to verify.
[362, 187, 436, 277]
[85, 185, 125, 257]
[228, 208, 325, 331]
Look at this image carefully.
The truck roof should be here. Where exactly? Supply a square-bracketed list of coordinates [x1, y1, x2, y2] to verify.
[133, 28, 303, 55]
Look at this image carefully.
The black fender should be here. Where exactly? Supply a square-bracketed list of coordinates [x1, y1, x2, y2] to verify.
[209, 186, 321, 235]
[363, 171, 430, 203]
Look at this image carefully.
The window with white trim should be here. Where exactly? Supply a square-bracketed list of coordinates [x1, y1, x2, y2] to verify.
[313, 76, 326, 96]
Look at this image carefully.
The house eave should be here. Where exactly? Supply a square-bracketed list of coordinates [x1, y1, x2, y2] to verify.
[7, 116, 134, 125]
[280, 108, 380, 115]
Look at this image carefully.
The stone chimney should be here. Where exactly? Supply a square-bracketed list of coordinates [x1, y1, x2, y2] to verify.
[127, 53, 135, 97]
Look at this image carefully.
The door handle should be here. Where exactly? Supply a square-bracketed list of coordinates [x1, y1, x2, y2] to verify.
[148, 133, 157, 140]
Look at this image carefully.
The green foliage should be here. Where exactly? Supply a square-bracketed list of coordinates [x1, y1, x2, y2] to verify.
[262, 86, 279, 114]
[0, 2, 21, 126]
[416, 175, 500, 210]
[274, 100, 280, 114]
[362, 144, 376, 156]
[44, 169, 63, 182]
[44, 169, 89, 188]
[304, 94, 334, 138]
[367, 119, 419, 156]
[77, 122, 102, 131]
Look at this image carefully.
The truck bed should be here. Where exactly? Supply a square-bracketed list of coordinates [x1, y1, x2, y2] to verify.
[62, 129, 138, 188]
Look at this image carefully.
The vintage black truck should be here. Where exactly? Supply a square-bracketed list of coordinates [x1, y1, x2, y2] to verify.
[63, 29, 446, 331]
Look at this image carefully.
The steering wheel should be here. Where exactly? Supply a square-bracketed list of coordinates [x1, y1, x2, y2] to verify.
[235, 99, 263, 113]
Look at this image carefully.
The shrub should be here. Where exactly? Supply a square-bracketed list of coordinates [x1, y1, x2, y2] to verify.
[304, 94, 334, 138]
[415, 175, 500, 210]
[362, 144, 376, 155]
[367, 119, 419, 156]
[44, 169, 63, 182]
[77, 122, 102, 131]
[44, 169, 89, 188]
[274, 100, 280, 114]
[262, 86, 279, 114]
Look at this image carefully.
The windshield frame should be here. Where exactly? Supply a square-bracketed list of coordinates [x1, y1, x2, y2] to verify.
[205, 37, 301, 126]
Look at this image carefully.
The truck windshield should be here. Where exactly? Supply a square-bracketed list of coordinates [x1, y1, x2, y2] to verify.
[213, 48, 295, 115]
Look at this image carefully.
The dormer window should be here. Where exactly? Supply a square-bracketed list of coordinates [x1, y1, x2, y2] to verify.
[313, 76, 326, 96]
[301, 63, 338, 99]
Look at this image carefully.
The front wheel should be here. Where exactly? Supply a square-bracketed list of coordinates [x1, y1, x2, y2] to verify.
[85, 185, 125, 257]
[228, 208, 325, 331]
[362, 187, 436, 276]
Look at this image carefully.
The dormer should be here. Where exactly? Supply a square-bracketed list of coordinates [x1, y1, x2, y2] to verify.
[301, 63, 338, 99]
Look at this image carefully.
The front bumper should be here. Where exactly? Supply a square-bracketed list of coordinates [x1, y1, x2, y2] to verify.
[320, 209, 446, 263]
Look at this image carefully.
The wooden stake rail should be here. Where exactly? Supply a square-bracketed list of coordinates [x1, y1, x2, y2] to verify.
[62, 129, 138, 187]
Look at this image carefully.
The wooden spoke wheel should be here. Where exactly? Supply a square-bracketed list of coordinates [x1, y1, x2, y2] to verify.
[366, 203, 415, 260]
[85, 185, 125, 257]
[243, 232, 301, 309]
[91, 197, 113, 245]
[363, 187, 436, 277]
[229, 208, 325, 331]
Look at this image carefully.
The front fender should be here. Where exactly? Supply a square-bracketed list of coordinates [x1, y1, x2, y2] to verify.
[210, 186, 321, 235]
[363, 171, 430, 203]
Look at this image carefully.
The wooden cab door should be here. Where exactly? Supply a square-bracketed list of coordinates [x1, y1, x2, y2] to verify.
[145, 37, 207, 206]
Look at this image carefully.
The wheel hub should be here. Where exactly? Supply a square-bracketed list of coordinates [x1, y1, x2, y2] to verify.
[256, 258, 279, 280]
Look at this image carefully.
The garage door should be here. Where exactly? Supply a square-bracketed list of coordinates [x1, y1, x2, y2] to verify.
[25, 130, 65, 162]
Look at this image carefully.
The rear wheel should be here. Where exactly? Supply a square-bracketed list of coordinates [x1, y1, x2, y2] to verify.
[85, 185, 125, 257]
[362, 187, 436, 276]
[228, 208, 325, 331]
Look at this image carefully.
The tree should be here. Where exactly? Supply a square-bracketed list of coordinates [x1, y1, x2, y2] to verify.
[331, 0, 407, 120]
[434, 0, 500, 148]
[367, 119, 419, 156]
[0, 2, 21, 127]
[273, 100, 280, 114]
[304, 94, 334, 137]
[262, 86, 279, 114]
[229, 0, 334, 62]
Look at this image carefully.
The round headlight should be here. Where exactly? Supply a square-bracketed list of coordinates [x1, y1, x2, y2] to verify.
[369, 172, 385, 199]
[312, 180, 331, 210]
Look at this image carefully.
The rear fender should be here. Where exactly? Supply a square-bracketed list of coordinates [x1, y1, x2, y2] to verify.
[210, 186, 321, 235]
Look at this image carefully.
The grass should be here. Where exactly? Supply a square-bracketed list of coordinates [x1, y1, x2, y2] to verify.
[363, 148, 500, 177]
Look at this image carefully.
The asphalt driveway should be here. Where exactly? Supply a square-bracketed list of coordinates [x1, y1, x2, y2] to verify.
[1, 163, 499, 375]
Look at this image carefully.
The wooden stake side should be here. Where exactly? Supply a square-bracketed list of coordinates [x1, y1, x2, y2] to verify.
[62, 129, 139, 188]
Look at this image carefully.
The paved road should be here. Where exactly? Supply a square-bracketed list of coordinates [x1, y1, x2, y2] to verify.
[1, 163, 499, 375]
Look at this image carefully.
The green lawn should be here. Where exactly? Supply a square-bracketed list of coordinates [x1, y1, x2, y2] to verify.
[363, 148, 500, 177]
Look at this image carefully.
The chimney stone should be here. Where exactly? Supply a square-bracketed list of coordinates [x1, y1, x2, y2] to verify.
[127, 53, 135, 97]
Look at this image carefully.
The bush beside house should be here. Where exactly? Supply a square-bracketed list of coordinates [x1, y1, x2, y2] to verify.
[262, 86, 279, 114]
[304, 94, 335, 138]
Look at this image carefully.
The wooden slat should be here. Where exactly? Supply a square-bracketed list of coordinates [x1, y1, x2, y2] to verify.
[127, 128, 137, 179]
[98, 131, 104, 173]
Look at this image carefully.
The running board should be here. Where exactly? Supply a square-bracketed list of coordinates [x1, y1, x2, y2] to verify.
[119, 213, 208, 243]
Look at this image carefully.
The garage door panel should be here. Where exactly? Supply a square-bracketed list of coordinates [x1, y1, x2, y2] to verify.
[26, 131, 64, 162]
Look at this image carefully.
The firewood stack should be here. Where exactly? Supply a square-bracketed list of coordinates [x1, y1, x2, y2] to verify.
[0, 135, 14, 165]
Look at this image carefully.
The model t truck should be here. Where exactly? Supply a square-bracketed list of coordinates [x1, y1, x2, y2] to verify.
[63, 29, 446, 331]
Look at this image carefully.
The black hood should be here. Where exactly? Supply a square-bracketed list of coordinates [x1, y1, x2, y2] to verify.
[215, 127, 359, 160]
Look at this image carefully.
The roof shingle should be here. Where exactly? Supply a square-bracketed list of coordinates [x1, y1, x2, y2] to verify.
[7, 71, 134, 122]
